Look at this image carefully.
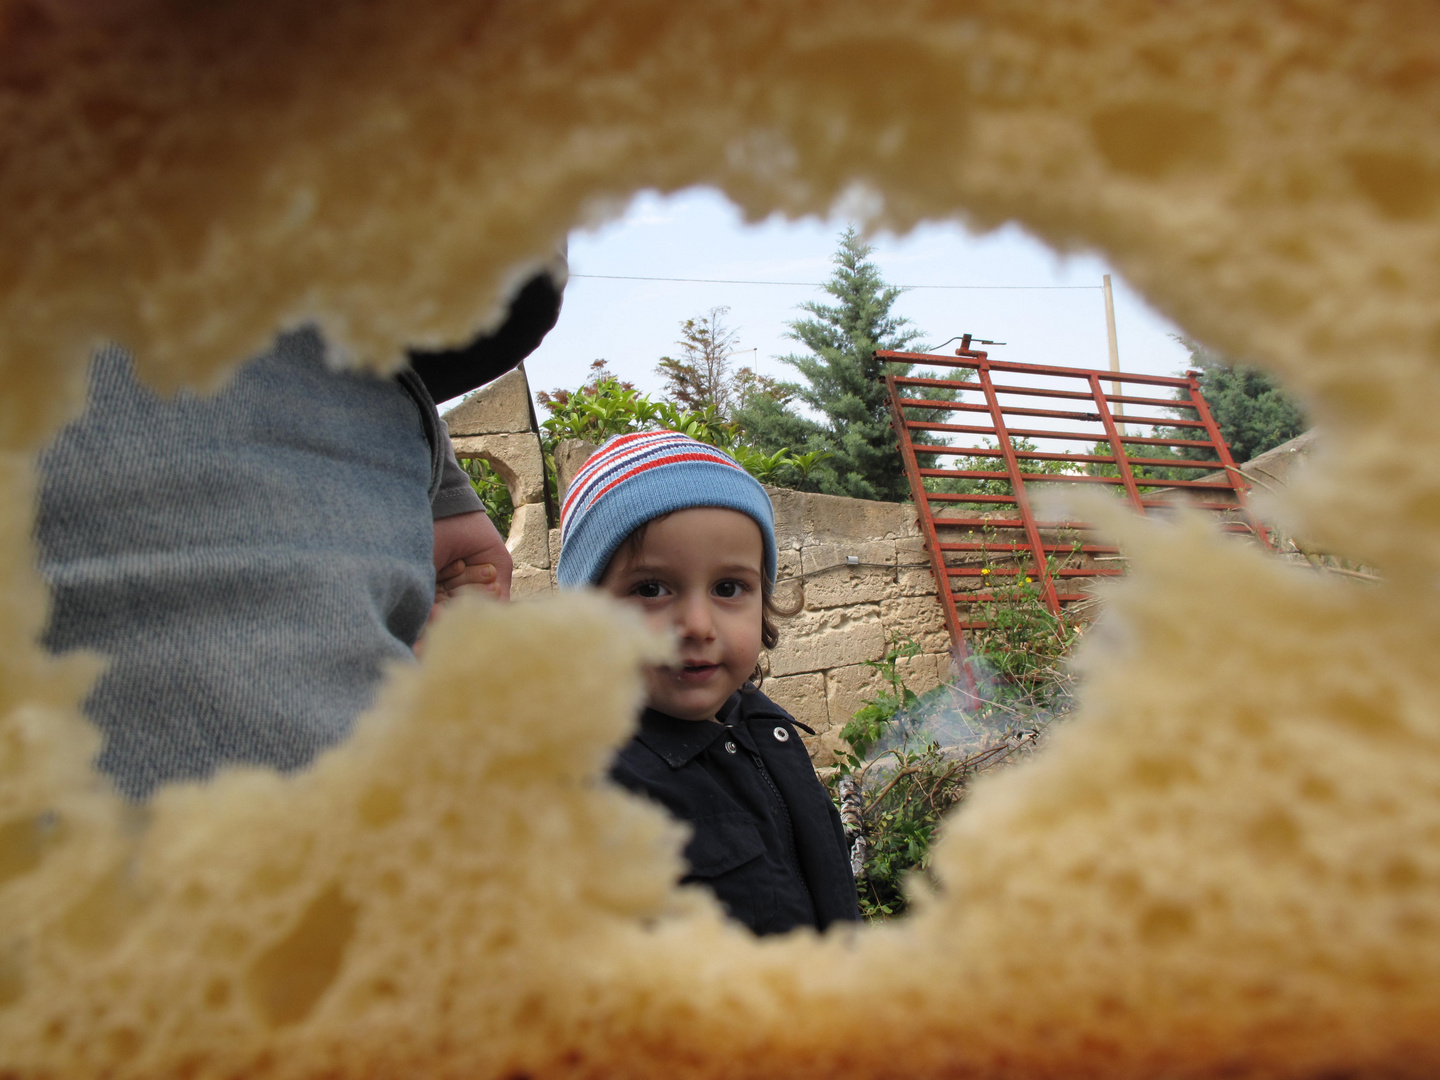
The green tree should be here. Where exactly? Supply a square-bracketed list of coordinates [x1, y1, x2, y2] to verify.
[1167, 337, 1307, 463]
[535, 359, 635, 414]
[736, 226, 931, 501]
[655, 307, 741, 413]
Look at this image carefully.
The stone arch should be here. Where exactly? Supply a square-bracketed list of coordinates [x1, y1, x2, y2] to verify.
[442, 367, 555, 596]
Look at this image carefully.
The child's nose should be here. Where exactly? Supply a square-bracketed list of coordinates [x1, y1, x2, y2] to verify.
[675, 594, 714, 639]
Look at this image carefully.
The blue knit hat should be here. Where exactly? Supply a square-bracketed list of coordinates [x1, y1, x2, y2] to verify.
[556, 430, 778, 588]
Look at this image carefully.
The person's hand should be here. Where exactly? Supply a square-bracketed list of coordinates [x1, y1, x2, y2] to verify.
[435, 557, 505, 602]
[431, 510, 512, 612]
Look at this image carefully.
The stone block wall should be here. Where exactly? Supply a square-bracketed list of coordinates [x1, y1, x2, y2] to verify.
[763, 487, 954, 764]
[441, 367, 555, 598]
[441, 379, 958, 765]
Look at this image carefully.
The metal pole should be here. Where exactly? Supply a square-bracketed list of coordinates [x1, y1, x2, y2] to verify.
[1102, 274, 1127, 437]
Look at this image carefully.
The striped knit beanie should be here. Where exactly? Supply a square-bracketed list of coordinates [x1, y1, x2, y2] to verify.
[556, 430, 778, 588]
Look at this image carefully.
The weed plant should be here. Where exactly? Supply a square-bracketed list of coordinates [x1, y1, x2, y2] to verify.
[829, 583, 1080, 920]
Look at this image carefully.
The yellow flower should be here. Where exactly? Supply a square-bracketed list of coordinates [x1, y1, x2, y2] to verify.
[1024, 576, 1033, 583]
[980, 568, 991, 576]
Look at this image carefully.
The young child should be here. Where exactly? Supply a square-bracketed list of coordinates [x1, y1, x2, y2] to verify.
[557, 430, 860, 936]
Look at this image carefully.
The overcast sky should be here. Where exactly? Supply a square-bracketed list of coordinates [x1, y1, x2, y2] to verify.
[450, 187, 1200, 412]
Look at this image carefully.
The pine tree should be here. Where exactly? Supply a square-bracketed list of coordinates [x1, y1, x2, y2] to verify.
[655, 307, 741, 414]
[1169, 337, 1307, 462]
[741, 226, 927, 501]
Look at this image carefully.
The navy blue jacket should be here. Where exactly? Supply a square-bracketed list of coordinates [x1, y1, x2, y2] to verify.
[610, 687, 860, 936]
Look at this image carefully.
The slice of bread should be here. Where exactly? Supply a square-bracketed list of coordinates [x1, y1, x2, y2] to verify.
[2, 1, 1439, 1077]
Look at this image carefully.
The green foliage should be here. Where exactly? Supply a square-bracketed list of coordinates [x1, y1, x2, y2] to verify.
[656, 306, 740, 413]
[734, 226, 949, 501]
[829, 580, 1079, 920]
[536, 361, 829, 487]
[831, 640, 959, 919]
[1167, 337, 1307, 463]
[927, 436, 1079, 498]
[460, 457, 515, 537]
[838, 638, 925, 760]
[970, 558, 1080, 709]
[1082, 439, 1189, 490]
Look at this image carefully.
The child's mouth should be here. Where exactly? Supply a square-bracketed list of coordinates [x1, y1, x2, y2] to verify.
[676, 662, 719, 683]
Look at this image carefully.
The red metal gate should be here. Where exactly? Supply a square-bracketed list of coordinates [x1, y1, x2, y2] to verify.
[881, 340, 1270, 662]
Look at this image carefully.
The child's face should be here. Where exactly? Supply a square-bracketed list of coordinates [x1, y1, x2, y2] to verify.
[600, 507, 766, 723]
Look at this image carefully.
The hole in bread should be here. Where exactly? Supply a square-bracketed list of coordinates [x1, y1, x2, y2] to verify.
[1345, 149, 1440, 220]
[1244, 808, 1302, 859]
[245, 883, 357, 1028]
[248, 837, 314, 896]
[201, 977, 231, 1010]
[0, 813, 65, 888]
[1137, 902, 1195, 946]
[58, 862, 147, 954]
[103, 1026, 142, 1062]
[0, 941, 24, 1010]
[1090, 101, 1226, 179]
[357, 783, 405, 829]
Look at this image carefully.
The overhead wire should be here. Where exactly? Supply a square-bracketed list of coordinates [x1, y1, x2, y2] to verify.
[569, 273, 1101, 289]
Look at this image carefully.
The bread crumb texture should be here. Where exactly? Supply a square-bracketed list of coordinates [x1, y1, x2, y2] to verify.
[3, 1, 1440, 1076]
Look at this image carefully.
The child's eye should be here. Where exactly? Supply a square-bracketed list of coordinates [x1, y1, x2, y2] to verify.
[713, 580, 747, 599]
[632, 580, 669, 599]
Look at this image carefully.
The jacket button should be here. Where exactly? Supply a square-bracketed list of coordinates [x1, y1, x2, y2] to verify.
[724, 741, 738, 754]
[773, 726, 790, 742]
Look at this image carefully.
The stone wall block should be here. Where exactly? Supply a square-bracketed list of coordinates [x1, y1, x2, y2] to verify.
[796, 570, 894, 611]
[775, 546, 802, 579]
[451, 432, 546, 505]
[879, 594, 951, 654]
[798, 540, 896, 609]
[896, 565, 945, 598]
[803, 494, 913, 543]
[773, 545, 805, 614]
[824, 664, 882, 748]
[506, 502, 551, 569]
[766, 488, 805, 543]
[894, 535, 943, 598]
[805, 722, 853, 770]
[554, 439, 600, 501]
[801, 540, 895, 575]
[769, 605, 885, 677]
[510, 564, 554, 600]
[820, 653, 956, 761]
[894, 652, 952, 701]
[761, 673, 829, 738]
[768, 487, 914, 546]
[441, 367, 533, 435]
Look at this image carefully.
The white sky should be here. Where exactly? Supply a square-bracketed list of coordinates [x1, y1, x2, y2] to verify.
[448, 186, 1200, 412]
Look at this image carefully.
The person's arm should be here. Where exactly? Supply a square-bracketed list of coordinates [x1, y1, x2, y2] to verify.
[433, 510, 512, 607]
[429, 425, 512, 617]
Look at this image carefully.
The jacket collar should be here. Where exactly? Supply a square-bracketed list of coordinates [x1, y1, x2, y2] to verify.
[722, 687, 791, 725]
[638, 688, 803, 769]
[636, 707, 731, 769]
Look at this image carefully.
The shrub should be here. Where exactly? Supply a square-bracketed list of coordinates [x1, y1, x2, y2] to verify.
[829, 582, 1080, 920]
[537, 369, 830, 487]
[460, 457, 514, 537]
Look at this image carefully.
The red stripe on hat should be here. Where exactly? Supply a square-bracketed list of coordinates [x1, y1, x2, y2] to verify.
[560, 431, 687, 521]
[562, 432, 741, 525]
[561, 432, 665, 520]
[580, 450, 745, 514]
